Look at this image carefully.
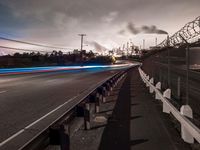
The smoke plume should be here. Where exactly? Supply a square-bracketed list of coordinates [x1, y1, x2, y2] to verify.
[141, 25, 168, 34]
[119, 22, 168, 35]
[127, 23, 140, 34]
[86, 41, 109, 52]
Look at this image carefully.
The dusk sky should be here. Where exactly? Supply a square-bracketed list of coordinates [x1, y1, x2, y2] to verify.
[0, 0, 199, 53]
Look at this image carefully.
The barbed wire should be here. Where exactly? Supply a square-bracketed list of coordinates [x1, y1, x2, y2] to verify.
[158, 16, 200, 47]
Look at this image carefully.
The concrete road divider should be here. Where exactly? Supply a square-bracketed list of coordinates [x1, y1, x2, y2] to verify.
[139, 67, 200, 144]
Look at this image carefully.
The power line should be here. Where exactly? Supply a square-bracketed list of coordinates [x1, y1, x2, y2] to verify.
[0, 36, 74, 50]
[0, 45, 53, 53]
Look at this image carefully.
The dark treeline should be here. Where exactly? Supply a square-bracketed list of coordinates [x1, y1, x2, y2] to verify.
[0, 50, 115, 68]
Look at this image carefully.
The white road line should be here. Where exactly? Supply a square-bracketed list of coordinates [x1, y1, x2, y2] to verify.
[0, 91, 7, 94]
[0, 94, 79, 147]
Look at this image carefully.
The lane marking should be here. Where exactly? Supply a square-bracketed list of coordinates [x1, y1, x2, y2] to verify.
[0, 95, 79, 147]
[0, 91, 7, 94]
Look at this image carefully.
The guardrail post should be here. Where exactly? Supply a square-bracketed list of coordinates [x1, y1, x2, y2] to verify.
[84, 103, 90, 130]
[109, 80, 113, 91]
[155, 82, 161, 100]
[105, 83, 111, 96]
[60, 124, 70, 150]
[163, 89, 171, 113]
[180, 105, 194, 143]
[149, 78, 154, 93]
[113, 78, 117, 87]
[95, 92, 100, 113]
[49, 123, 70, 150]
[102, 86, 106, 103]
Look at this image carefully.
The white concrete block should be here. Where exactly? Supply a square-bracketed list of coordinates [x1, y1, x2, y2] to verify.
[163, 102, 170, 114]
[163, 89, 171, 99]
[180, 105, 194, 143]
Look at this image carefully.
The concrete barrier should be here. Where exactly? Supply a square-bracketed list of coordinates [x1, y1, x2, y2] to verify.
[138, 67, 200, 144]
[155, 82, 161, 100]
[180, 105, 194, 143]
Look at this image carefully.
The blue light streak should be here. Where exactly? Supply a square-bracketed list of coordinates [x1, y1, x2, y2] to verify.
[0, 64, 134, 75]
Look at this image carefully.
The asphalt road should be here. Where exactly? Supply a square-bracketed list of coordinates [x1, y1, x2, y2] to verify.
[0, 64, 133, 144]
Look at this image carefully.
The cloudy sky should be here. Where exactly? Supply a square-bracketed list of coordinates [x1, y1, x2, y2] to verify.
[0, 0, 199, 53]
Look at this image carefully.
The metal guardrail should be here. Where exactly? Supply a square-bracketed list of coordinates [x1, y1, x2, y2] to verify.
[138, 67, 200, 144]
[0, 65, 135, 150]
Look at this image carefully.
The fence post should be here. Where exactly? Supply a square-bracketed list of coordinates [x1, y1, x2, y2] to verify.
[177, 76, 181, 100]
[180, 105, 194, 143]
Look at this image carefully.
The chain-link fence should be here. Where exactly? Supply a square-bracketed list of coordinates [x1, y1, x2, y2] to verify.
[141, 46, 200, 126]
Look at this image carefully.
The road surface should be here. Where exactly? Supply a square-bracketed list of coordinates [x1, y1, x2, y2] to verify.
[0, 63, 134, 146]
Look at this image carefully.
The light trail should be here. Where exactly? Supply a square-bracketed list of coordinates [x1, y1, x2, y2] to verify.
[0, 91, 7, 94]
[0, 63, 135, 75]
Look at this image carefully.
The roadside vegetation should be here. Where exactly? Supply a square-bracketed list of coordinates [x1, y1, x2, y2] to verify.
[0, 50, 116, 68]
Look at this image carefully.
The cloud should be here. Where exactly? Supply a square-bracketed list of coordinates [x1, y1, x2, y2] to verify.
[101, 11, 118, 23]
[0, 0, 199, 51]
[118, 29, 126, 35]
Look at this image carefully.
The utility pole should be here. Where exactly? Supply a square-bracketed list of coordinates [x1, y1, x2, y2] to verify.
[78, 34, 86, 61]
[78, 34, 86, 52]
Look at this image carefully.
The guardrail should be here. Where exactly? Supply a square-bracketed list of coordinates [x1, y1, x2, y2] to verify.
[138, 67, 200, 144]
[0, 65, 135, 150]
